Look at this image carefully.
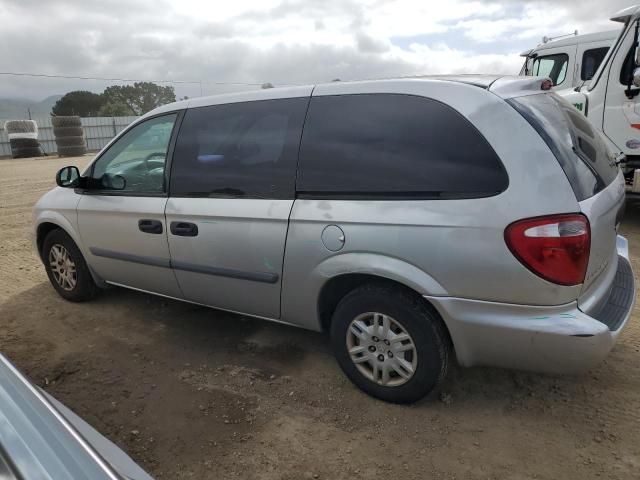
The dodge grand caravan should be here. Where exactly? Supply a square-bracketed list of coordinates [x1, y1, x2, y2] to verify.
[34, 76, 635, 403]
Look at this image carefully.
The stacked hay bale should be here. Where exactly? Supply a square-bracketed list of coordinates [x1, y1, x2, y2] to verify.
[52, 116, 87, 157]
[4, 120, 43, 158]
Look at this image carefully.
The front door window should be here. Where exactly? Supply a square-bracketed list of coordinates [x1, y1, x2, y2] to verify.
[90, 114, 178, 193]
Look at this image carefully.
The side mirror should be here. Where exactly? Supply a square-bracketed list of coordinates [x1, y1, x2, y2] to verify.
[633, 67, 640, 87]
[55, 166, 80, 188]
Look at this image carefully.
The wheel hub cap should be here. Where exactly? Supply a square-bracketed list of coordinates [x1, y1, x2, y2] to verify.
[346, 312, 417, 387]
[49, 244, 77, 291]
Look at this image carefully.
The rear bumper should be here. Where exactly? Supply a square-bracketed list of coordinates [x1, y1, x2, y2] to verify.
[426, 235, 635, 374]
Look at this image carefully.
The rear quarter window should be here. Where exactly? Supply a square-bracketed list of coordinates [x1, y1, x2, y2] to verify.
[507, 93, 618, 201]
[297, 93, 508, 199]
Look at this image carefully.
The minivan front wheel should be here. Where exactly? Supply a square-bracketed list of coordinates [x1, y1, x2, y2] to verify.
[49, 243, 77, 291]
[330, 284, 449, 403]
[43, 229, 98, 302]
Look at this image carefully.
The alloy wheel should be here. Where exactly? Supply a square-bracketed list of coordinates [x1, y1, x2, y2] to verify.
[48, 243, 77, 291]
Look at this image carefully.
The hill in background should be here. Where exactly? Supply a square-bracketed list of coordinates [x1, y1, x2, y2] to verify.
[0, 95, 62, 121]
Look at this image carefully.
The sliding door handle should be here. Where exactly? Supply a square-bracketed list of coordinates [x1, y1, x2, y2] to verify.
[170, 221, 198, 237]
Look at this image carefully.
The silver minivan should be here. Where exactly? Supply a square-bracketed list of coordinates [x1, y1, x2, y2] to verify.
[34, 76, 635, 403]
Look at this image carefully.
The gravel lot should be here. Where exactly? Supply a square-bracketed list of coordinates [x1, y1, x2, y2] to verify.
[2, 155, 640, 479]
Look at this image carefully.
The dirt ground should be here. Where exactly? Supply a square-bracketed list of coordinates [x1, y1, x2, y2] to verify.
[2, 155, 640, 479]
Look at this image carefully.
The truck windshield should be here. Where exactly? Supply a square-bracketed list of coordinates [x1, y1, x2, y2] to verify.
[531, 54, 569, 85]
[508, 93, 618, 201]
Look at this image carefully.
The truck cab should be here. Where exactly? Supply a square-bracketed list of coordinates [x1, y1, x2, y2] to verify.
[520, 30, 619, 92]
[522, 5, 640, 172]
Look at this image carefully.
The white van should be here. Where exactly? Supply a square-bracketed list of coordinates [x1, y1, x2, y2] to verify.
[520, 30, 619, 92]
[521, 5, 640, 173]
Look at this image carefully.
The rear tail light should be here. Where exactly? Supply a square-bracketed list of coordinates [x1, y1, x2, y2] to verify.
[505, 214, 590, 286]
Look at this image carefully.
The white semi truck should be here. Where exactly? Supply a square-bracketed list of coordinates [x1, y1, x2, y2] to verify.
[520, 30, 619, 91]
[521, 5, 640, 172]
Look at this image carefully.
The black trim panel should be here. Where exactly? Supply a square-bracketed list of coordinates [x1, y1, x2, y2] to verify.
[590, 256, 634, 332]
[296, 190, 501, 200]
[171, 260, 279, 284]
[77, 189, 168, 198]
[90, 247, 170, 268]
[89, 247, 279, 284]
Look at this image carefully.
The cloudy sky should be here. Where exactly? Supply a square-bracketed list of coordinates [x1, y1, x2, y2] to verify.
[0, 0, 632, 101]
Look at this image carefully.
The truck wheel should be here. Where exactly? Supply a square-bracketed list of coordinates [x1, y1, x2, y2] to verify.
[330, 284, 449, 403]
[43, 229, 98, 302]
[4, 120, 37, 134]
[12, 147, 43, 158]
[55, 136, 85, 147]
[9, 138, 40, 148]
[51, 116, 82, 128]
[57, 145, 87, 157]
[53, 126, 84, 137]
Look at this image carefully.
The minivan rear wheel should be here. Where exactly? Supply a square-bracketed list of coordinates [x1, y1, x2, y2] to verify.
[330, 284, 449, 403]
[43, 229, 98, 302]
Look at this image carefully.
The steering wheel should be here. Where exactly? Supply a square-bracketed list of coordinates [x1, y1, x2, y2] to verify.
[143, 152, 166, 169]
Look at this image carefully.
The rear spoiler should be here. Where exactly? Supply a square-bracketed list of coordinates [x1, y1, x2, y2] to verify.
[489, 76, 553, 99]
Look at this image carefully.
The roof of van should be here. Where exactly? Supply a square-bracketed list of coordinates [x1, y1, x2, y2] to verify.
[521, 29, 619, 56]
[143, 75, 550, 121]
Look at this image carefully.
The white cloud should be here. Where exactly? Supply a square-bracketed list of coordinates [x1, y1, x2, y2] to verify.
[0, 0, 632, 101]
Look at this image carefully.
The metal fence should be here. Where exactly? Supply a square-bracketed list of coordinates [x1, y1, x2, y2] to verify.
[0, 116, 139, 157]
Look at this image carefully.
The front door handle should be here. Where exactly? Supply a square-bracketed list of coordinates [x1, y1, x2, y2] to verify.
[138, 219, 163, 234]
[170, 221, 198, 237]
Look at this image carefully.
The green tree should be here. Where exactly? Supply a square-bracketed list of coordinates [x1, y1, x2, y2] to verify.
[101, 82, 176, 116]
[97, 101, 134, 117]
[52, 91, 105, 116]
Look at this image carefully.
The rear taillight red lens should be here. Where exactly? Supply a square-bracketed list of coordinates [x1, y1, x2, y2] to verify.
[505, 214, 590, 286]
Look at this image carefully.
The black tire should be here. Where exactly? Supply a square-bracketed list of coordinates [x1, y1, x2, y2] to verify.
[53, 126, 84, 137]
[42, 229, 98, 302]
[57, 145, 87, 157]
[12, 147, 43, 158]
[55, 136, 85, 147]
[330, 284, 450, 403]
[9, 138, 40, 148]
[4, 120, 36, 134]
[51, 116, 82, 128]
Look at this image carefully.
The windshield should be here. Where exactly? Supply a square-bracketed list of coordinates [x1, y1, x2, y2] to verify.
[531, 54, 569, 85]
[508, 92, 618, 201]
